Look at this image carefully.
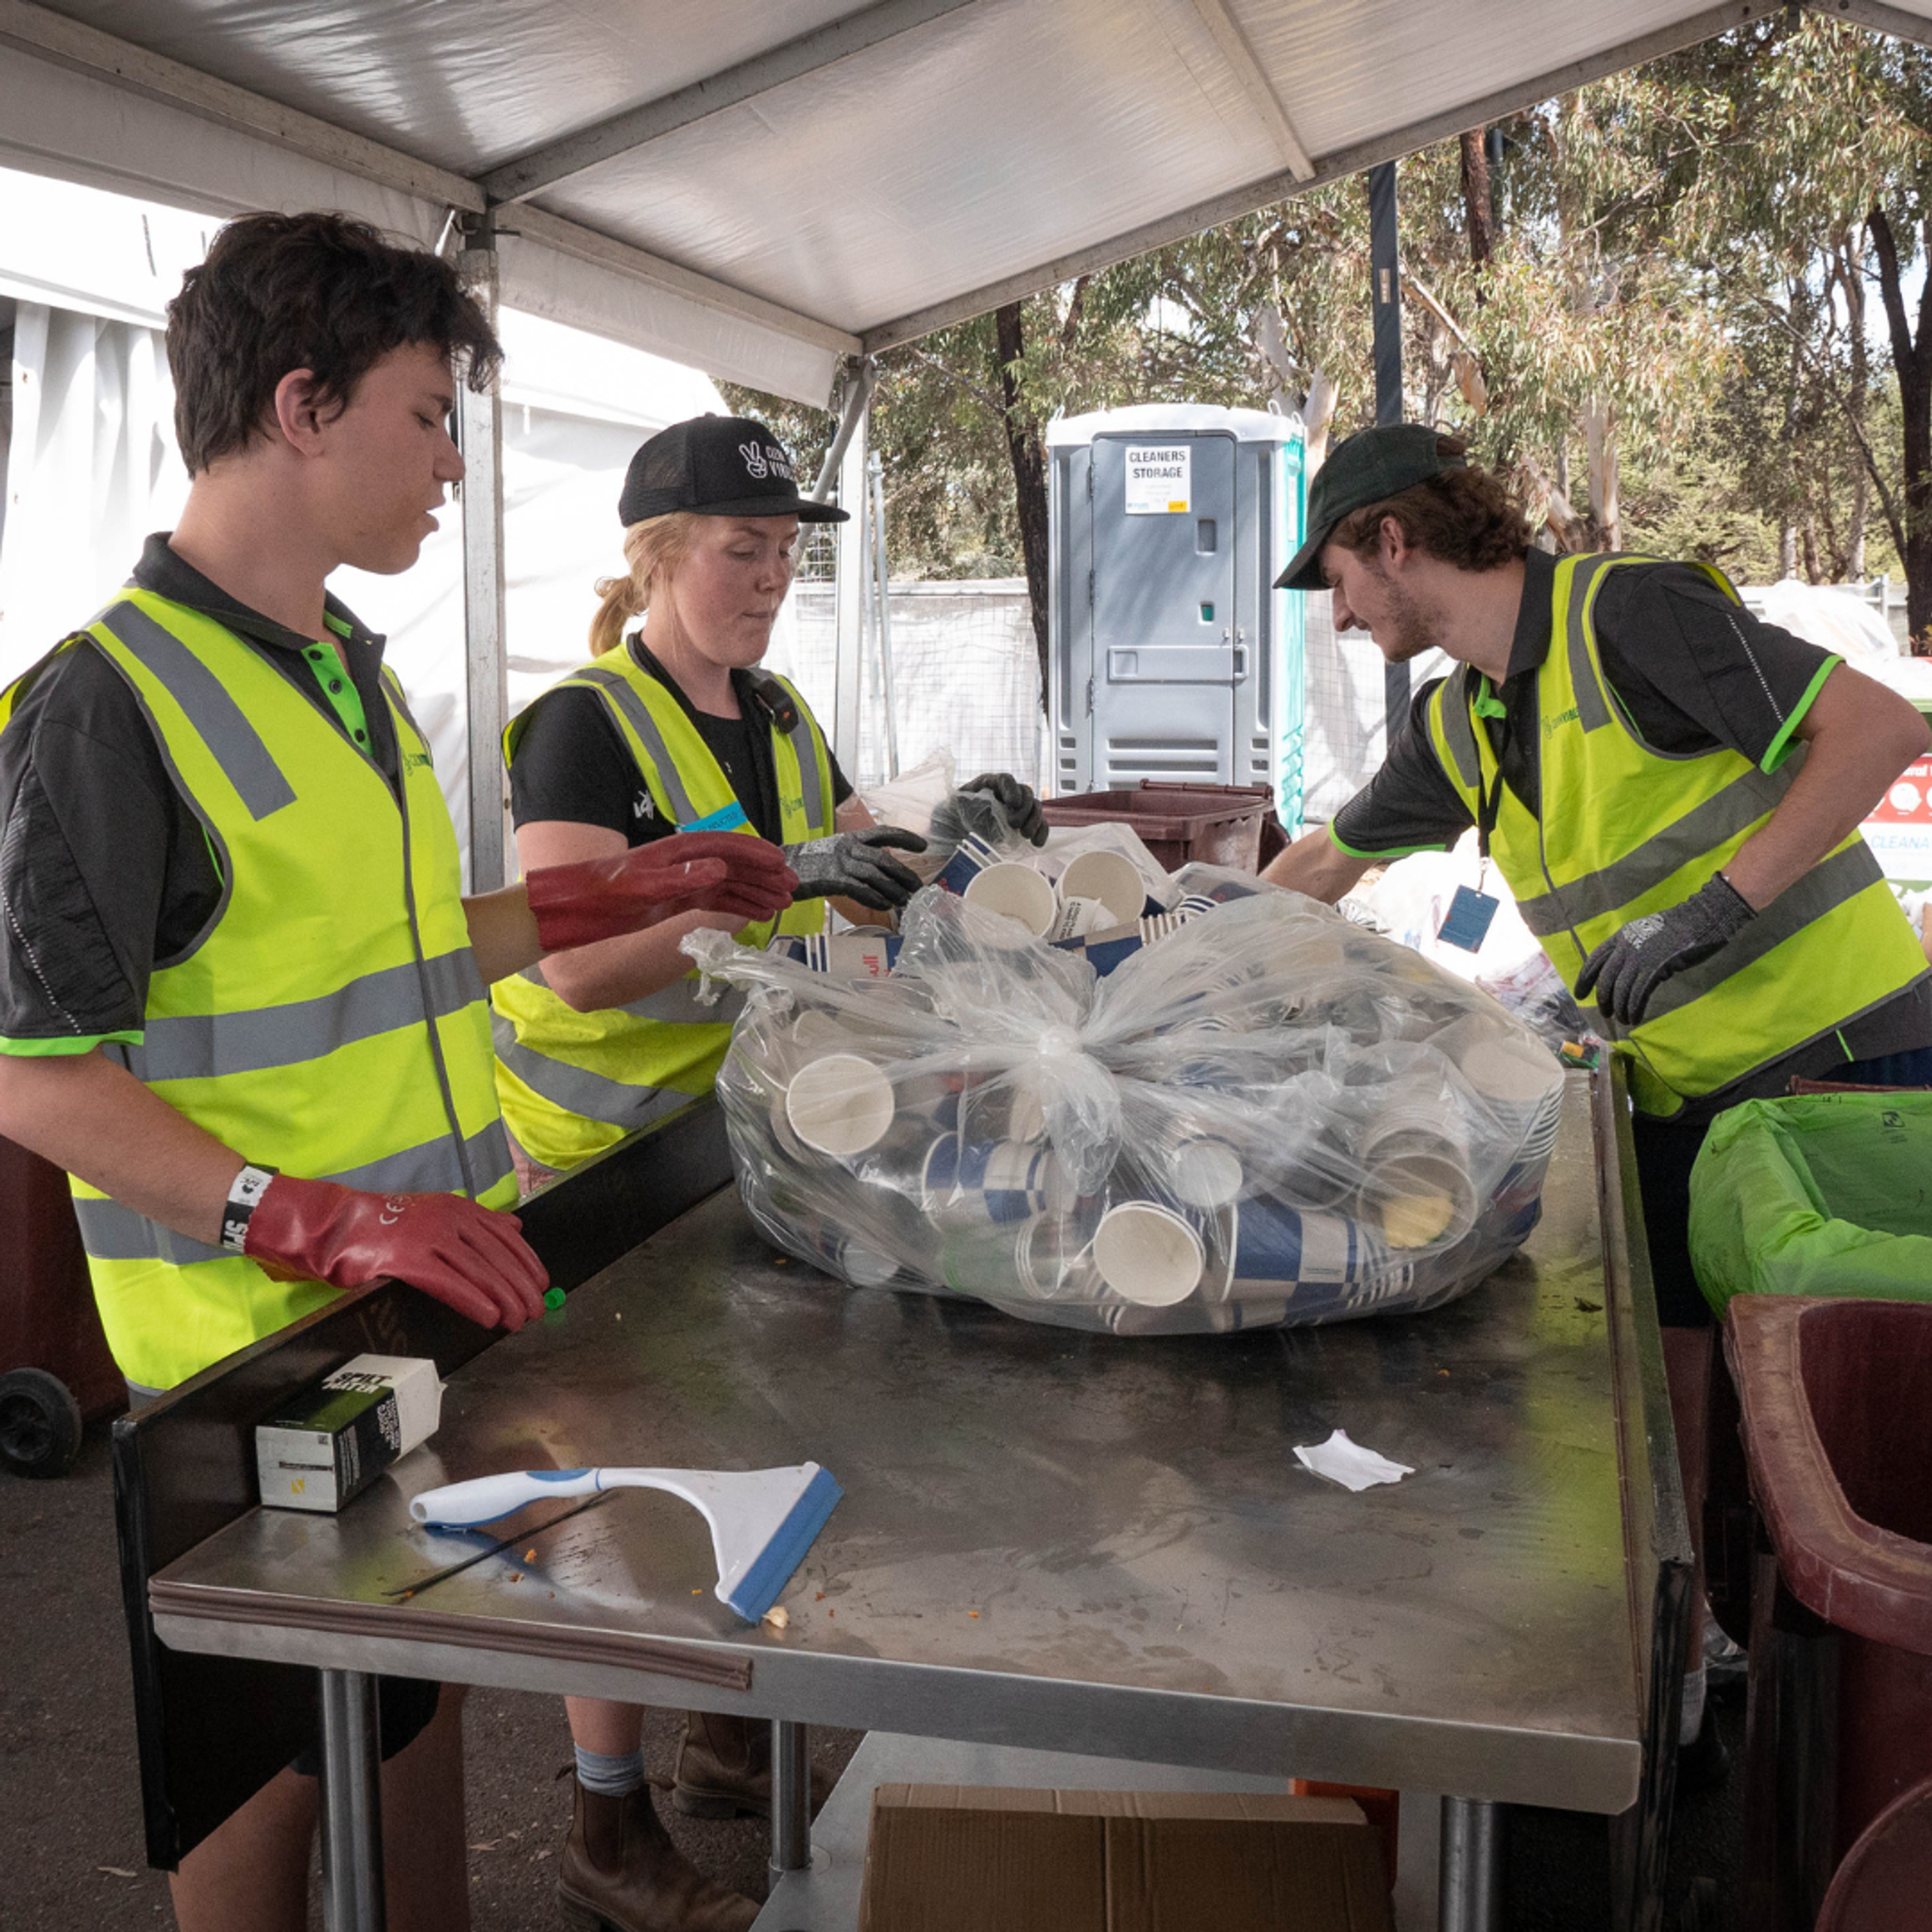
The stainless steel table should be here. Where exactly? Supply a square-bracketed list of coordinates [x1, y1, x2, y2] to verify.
[149, 1070, 1685, 1932]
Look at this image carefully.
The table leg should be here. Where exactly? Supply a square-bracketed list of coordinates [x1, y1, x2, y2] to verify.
[318, 1668, 386, 1932]
[769, 1718, 811, 1877]
[1437, 1796, 1499, 1932]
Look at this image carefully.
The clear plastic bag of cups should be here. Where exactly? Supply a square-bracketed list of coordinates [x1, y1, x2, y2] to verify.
[683, 872, 1567, 1338]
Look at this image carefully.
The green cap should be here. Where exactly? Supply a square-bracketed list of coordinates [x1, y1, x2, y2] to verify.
[1274, 424, 1467, 592]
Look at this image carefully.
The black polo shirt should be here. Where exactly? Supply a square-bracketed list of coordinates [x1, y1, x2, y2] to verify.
[0, 535, 401, 1052]
[508, 635, 852, 846]
[1328, 548, 1932, 1109]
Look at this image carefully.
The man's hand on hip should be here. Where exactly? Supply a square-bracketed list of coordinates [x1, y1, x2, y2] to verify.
[1575, 872, 1756, 1026]
[244, 1174, 548, 1330]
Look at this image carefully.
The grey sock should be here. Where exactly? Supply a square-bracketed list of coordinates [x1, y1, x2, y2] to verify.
[575, 1744, 646, 1797]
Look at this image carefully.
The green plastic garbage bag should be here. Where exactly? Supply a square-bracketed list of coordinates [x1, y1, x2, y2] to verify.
[1688, 1092, 1932, 1317]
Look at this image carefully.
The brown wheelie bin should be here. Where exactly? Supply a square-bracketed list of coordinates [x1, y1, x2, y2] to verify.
[1726, 1295, 1932, 1931]
[0, 1131, 121, 1476]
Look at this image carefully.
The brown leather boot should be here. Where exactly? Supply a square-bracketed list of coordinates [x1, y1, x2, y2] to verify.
[556, 1779, 758, 1932]
[672, 1712, 833, 1820]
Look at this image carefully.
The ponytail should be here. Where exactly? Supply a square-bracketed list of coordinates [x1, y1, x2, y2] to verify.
[589, 511, 699, 656]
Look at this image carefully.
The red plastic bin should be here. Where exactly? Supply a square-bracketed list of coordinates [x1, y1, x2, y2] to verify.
[1040, 780, 1282, 874]
[1726, 1295, 1932, 1930]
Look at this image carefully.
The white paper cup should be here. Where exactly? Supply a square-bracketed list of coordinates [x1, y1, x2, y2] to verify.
[1458, 1034, 1564, 1159]
[962, 861, 1057, 936]
[1047, 894, 1113, 941]
[784, 1053, 896, 1156]
[1163, 1137, 1244, 1209]
[1092, 1201, 1205, 1306]
[1059, 849, 1149, 927]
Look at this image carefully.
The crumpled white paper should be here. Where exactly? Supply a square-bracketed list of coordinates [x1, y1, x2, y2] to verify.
[1293, 1428, 1415, 1492]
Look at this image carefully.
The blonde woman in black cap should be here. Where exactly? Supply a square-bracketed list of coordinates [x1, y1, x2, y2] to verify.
[500, 415, 1043, 1932]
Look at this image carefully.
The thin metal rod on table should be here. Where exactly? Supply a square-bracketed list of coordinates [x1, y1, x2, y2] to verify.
[318, 1669, 386, 1932]
[1439, 1796, 1499, 1932]
[770, 1719, 812, 1876]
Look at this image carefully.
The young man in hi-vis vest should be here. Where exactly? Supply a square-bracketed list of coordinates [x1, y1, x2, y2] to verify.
[1262, 423, 1932, 1764]
[0, 212, 795, 1932]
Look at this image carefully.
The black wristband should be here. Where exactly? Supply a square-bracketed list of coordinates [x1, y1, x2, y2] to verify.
[221, 1163, 280, 1254]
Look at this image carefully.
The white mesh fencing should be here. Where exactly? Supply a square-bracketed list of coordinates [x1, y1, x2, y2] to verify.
[783, 579, 1046, 791]
[1299, 591, 1451, 825]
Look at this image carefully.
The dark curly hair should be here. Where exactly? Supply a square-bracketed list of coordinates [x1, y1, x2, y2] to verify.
[166, 211, 502, 474]
[1330, 437, 1531, 573]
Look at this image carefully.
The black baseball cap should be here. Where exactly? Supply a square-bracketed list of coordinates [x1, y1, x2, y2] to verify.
[618, 414, 849, 526]
[1274, 424, 1468, 591]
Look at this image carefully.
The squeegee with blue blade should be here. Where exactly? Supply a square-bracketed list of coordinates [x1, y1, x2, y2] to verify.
[408, 1463, 842, 1622]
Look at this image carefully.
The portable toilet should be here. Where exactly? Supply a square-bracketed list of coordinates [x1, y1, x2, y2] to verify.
[1045, 405, 1306, 832]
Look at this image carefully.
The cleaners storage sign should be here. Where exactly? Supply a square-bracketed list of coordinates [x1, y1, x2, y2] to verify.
[1124, 443, 1190, 514]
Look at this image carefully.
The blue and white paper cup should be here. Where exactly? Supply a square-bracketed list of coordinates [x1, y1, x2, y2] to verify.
[936, 830, 1004, 896]
[1231, 1198, 1366, 1287]
[922, 1136, 1064, 1228]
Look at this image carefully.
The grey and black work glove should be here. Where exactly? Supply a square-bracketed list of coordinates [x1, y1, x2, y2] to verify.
[785, 826, 929, 912]
[929, 772, 1049, 849]
[1574, 873, 1756, 1027]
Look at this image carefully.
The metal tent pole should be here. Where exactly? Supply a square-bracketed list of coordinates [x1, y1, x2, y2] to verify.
[1367, 160, 1410, 752]
[832, 372, 872, 779]
[456, 212, 510, 893]
[869, 449, 900, 778]
[1438, 1796, 1500, 1931]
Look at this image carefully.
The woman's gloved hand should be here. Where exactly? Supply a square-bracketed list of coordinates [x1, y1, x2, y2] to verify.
[785, 826, 929, 912]
[245, 1175, 549, 1331]
[930, 772, 1049, 848]
[525, 830, 797, 951]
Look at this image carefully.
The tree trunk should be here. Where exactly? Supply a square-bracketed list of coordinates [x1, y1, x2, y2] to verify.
[1871, 204, 1932, 651]
[1582, 400, 1619, 551]
[1842, 228, 1869, 581]
[1460, 129, 1495, 271]
[995, 301, 1053, 705]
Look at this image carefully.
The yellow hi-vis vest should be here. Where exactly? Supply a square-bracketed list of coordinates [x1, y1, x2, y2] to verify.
[491, 647, 834, 1172]
[1425, 552, 1928, 1118]
[0, 591, 515, 1391]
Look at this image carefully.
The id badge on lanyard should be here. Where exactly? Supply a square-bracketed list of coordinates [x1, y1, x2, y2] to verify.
[1438, 686, 1505, 954]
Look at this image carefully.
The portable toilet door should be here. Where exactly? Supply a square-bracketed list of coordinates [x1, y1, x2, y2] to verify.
[1048, 406, 1304, 822]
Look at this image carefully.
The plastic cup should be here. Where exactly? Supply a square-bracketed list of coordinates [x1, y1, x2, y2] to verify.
[962, 861, 1057, 936]
[785, 1053, 896, 1156]
[1092, 1201, 1205, 1306]
[1059, 849, 1149, 927]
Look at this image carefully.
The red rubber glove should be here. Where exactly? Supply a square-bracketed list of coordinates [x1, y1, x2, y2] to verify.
[245, 1175, 549, 1331]
[524, 830, 798, 952]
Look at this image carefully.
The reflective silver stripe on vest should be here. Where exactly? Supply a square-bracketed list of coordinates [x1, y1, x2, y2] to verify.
[1563, 556, 1620, 734]
[775, 679, 832, 836]
[98, 601, 298, 819]
[1436, 667, 1483, 791]
[519, 959, 745, 1026]
[1513, 759, 1800, 939]
[1582, 841, 1889, 1032]
[574, 668, 702, 822]
[493, 1010, 703, 1133]
[121, 947, 486, 1082]
[72, 1119, 515, 1266]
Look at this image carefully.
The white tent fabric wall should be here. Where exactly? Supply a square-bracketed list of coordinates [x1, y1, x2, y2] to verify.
[0, 303, 190, 680]
[331, 307, 781, 887]
[785, 579, 1044, 793]
[1298, 590, 1451, 825]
